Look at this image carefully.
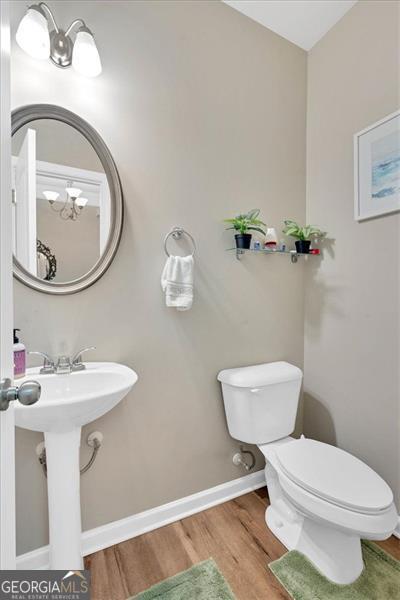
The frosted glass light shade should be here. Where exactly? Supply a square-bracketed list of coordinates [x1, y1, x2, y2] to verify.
[43, 190, 60, 202]
[65, 187, 82, 199]
[76, 197, 88, 207]
[72, 30, 102, 77]
[16, 7, 50, 60]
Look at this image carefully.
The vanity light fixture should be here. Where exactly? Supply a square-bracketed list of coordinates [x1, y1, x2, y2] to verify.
[16, 2, 102, 77]
[44, 183, 88, 221]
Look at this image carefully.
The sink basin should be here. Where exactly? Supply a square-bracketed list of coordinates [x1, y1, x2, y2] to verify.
[15, 361, 138, 570]
[15, 362, 138, 433]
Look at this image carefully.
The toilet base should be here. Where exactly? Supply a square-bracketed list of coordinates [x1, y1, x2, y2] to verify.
[294, 516, 364, 585]
[267, 505, 364, 584]
[264, 462, 364, 585]
[266, 504, 302, 550]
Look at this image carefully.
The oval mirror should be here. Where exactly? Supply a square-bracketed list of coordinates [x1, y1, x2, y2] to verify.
[11, 104, 123, 294]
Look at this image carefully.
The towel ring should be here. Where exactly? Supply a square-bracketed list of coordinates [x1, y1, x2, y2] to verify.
[164, 227, 196, 257]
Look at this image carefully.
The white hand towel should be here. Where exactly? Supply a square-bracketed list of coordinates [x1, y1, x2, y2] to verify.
[161, 255, 194, 311]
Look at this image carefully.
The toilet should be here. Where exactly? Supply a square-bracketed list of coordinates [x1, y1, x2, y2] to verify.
[217, 361, 398, 585]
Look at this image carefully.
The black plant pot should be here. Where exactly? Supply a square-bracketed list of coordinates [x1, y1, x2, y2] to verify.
[235, 233, 252, 249]
[295, 240, 311, 254]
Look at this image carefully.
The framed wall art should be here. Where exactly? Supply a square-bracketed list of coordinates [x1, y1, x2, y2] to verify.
[354, 111, 400, 221]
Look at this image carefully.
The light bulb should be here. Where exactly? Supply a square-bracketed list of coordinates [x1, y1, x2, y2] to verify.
[43, 190, 60, 202]
[76, 197, 88, 207]
[65, 187, 82, 199]
[16, 6, 50, 60]
[72, 28, 102, 77]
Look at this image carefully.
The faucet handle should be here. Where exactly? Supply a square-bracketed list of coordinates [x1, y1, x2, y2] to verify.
[28, 351, 55, 374]
[71, 346, 96, 370]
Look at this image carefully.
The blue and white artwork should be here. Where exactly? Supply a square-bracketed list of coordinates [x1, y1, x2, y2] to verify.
[355, 112, 400, 220]
[371, 131, 400, 200]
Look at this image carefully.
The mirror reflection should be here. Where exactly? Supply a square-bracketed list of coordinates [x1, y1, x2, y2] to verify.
[12, 119, 111, 283]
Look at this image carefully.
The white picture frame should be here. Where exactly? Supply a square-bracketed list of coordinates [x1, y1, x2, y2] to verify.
[354, 110, 400, 221]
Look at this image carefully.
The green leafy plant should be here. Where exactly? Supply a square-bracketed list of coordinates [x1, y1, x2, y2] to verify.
[282, 220, 326, 241]
[224, 209, 266, 235]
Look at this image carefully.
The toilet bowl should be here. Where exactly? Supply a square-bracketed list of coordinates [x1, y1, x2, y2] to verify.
[260, 436, 397, 584]
[217, 362, 398, 585]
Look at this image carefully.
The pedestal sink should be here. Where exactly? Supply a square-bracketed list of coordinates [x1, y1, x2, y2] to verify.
[15, 362, 138, 570]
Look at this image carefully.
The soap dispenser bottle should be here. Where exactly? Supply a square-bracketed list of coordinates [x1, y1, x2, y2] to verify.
[13, 328, 26, 379]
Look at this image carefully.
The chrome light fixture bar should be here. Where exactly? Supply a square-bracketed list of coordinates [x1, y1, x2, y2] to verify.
[16, 2, 102, 77]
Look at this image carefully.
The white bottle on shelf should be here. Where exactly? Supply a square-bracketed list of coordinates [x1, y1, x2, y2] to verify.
[264, 228, 278, 249]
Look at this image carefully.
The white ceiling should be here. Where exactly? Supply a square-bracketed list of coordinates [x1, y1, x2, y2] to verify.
[223, 1, 358, 51]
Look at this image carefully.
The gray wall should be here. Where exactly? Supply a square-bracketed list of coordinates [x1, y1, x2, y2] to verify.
[11, 1, 306, 555]
[304, 0, 400, 507]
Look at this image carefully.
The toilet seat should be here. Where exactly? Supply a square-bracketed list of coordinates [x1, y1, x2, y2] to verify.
[275, 438, 393, 514]
[276, 466, 398, 538]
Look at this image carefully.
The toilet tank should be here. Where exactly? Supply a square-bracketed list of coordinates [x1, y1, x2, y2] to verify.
[217, 362, 302, 444]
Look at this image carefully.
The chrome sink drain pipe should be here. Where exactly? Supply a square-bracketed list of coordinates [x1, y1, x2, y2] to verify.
[36, 431, 103, 477]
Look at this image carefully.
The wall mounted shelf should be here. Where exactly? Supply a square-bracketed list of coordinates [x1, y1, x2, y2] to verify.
[228, 248, 320, 263]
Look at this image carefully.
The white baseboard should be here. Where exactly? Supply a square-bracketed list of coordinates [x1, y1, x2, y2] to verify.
[17, 469, 266, 570]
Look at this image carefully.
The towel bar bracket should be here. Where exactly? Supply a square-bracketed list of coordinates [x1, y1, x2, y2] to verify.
[171, 227, 184, 240]
[164, 227, 196, 257]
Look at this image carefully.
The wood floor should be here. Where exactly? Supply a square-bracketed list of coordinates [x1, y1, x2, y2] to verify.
[85, 487, 400, 600]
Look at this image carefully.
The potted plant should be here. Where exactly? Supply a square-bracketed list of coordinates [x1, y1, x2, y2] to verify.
[282, 220, 325, 254]
[224, 209, 266, 250]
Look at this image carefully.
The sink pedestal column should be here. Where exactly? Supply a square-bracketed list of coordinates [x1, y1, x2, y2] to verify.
[44, 428, 83, 570]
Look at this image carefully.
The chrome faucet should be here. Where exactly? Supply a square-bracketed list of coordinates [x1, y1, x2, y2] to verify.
[28, 351, 55, 374]
[55, 355, 73, 374]
[70, 347, 96, 372]
[29, 347, 96, 374]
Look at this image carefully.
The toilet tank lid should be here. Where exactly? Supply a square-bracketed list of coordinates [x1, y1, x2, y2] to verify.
[217, 361, 302, 387]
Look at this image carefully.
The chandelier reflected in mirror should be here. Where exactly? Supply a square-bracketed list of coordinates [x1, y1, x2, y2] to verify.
[43, 181, 88, 221]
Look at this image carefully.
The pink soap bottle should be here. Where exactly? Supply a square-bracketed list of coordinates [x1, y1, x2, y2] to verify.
[13, 328, 26, 379]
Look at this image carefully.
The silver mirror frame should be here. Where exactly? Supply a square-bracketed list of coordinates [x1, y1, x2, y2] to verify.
[11, 104, 123, 295]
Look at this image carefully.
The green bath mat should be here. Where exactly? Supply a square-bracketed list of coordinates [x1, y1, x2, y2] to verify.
[130, 558, 236, 600]
[269, 540, 400, 600]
